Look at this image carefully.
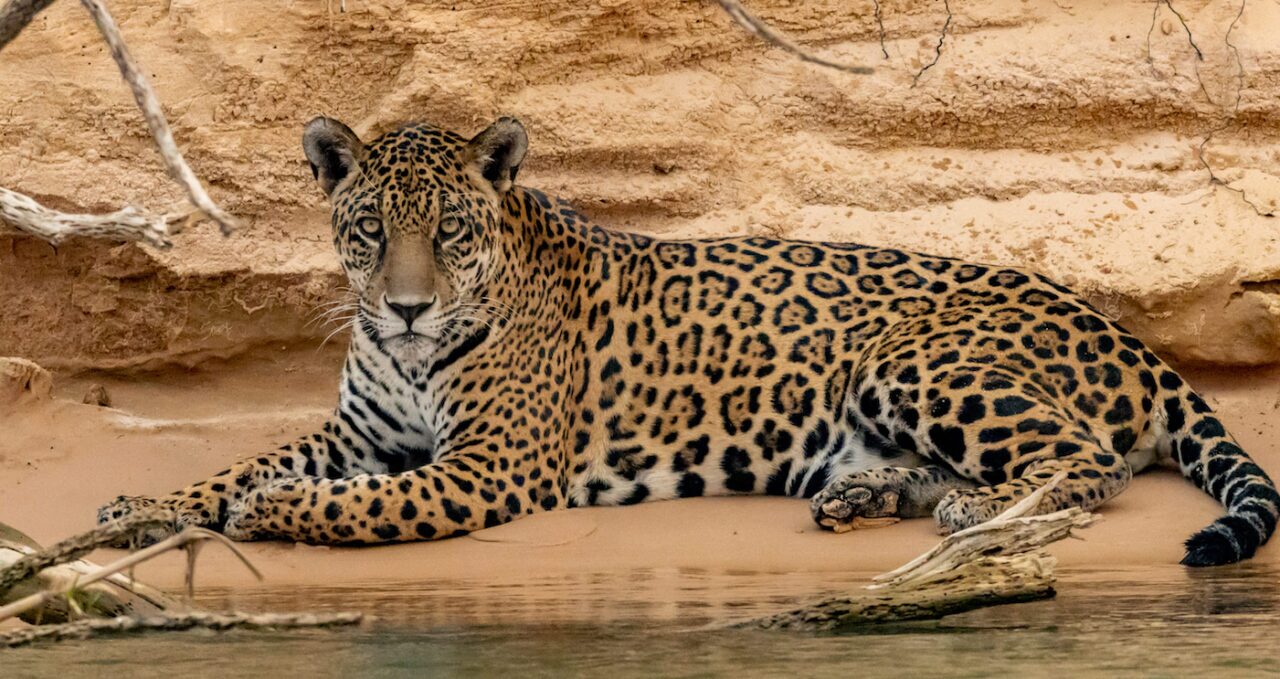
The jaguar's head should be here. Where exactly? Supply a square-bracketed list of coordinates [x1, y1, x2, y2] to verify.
[303, 116, 526, 359]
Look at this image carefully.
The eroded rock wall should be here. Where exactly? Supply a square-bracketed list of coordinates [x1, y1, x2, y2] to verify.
[2, 0, 1279, 368]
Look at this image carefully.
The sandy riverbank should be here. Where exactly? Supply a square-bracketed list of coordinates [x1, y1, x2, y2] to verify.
[2, 345, 1277, 593]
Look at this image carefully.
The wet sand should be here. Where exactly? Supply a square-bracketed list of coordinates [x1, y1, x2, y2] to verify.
[2, 344, 1279, 591]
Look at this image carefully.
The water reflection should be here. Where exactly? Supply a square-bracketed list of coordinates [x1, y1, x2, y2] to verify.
[7, 565, 1280, 678]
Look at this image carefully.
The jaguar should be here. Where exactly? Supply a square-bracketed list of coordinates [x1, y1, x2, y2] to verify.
[99, 115, 1279, 566]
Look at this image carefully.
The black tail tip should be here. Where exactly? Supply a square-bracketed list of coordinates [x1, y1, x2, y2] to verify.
[1181, 527, 1247, 567]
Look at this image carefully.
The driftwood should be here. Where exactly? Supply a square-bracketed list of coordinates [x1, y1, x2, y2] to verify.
[744, 473, 1097, 630]
[0, 511, 257, 624]
[0, 515, 363, 647]
[0, 516, 180, 624]
[2, 612, 364, 648]
[0, 0, 239, 248]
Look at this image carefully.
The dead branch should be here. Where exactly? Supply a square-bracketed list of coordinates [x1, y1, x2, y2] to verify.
[0, 523, 261, 623]
[872, 0, 888, 59]
[1, 517, 365, 647]
[0, 187, 186, 248]
[1, 611, 364, 648]
[749, 552, 1057, 629]
[0, 0, 240, 246]
[740, 473, 1097, 630]
[0, 520, 180, 624]
[0, 510, 173, 596]
[77, 0, 239, 236]
[912, 0, 951, 86]
[712, 0, 873, 75]
[1193, 0, 1272, 217]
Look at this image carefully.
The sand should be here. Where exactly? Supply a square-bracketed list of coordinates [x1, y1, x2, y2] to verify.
[1, 344, 1277, 592]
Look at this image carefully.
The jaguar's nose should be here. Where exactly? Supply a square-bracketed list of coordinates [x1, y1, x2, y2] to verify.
[385, 296, 435, 329]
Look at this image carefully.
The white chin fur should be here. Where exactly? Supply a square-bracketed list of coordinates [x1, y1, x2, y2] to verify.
[384, 334, 435, 361]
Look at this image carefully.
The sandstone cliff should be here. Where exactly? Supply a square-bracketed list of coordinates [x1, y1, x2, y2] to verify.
[2, 0, 1278, 368]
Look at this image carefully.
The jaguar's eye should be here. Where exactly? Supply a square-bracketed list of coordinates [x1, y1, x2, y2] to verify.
[356, 217, 382, 237]
[437, 217, 463, 240]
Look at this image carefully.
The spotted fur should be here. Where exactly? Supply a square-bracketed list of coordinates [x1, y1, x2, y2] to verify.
[99, 117, 1279, 566]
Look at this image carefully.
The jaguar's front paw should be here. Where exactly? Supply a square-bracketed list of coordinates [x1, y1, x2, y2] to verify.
[223, 485, 289, 541]
[96, 495, 176, 546]
[96, 495, 209, 547]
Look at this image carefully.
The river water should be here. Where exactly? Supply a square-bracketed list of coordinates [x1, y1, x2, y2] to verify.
[6, 564, 1280, 677]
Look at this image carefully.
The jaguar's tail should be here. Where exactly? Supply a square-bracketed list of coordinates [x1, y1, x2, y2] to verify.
[1158, 372, 1280, 566]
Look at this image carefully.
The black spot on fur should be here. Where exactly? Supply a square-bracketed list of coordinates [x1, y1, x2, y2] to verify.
[678, 473, 706, 497]
[721, 447, 756, 492]
[957, 395, 985, 424]
[993, 396, 1034, 417]
[928, 424, 967, 461]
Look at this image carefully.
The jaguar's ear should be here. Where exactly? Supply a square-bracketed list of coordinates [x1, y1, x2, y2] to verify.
[303, 117, 364, 198]
[466, 117, 527, 194]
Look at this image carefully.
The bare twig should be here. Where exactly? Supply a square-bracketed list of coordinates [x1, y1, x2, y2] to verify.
[712, 0, 873, 75]
[1, 522, 180, 624]
[0, 526, 260, 623]
[1145, 0, 1269, 215]
[1168, 0, 1215, 105]
[1, 611, 364, 648]
[1145, 0, 1210, 104]
[0, 0, 56, 50]
[77, 0, 240, 236]
[0, 187, 186, 248]
[1163, 0, 1204, 61]
[870, 471, 1074, 588]
[1145, 0, 1161, 78]
[912, 0, 951, 87]
[0, 0, 239, 245]
[1196, 133, 1274, 217]
[3, 518, 364, 644]
[1193, 0, 1272, 217]
[872, 0, 888, 59]
[0, 511, 173, 596]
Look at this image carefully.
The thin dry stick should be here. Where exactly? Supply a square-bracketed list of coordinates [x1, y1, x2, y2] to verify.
[0, 187, 184, 248]
[77, 0, 239, 236]
[1, 611, 364, 648]
[713, 0, 873, 75]
[0, 527, 261, 623]
[872, 0, 888, 59]
[0, 510, 174, 596]
[1165, 0, 1215, 105]
[1193, 0, 1273, 217]
[912, 0, 951, 86]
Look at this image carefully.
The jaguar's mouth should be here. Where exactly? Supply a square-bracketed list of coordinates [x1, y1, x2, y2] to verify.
[384, 331, 441, 346]
[379, 332, 441, 362]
